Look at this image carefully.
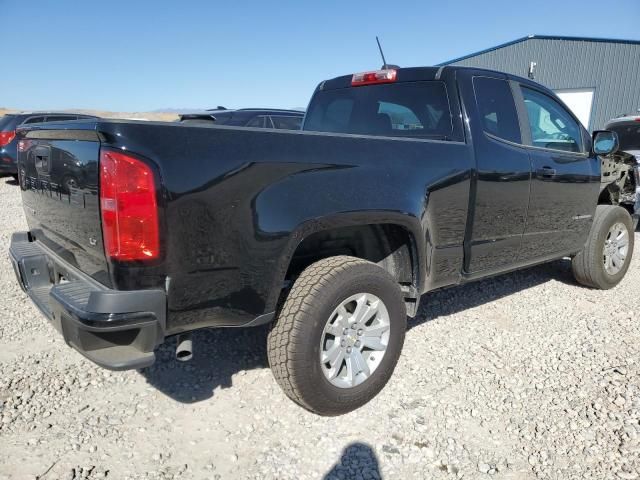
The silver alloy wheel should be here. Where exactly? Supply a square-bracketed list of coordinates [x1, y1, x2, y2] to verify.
[319, 293, 391, 389]
[603, 222, 629, 275]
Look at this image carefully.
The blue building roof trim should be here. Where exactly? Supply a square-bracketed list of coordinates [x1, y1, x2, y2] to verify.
[437, 34, 640, 66]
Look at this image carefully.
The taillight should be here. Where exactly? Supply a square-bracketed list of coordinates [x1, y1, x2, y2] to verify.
[0, 131, 15, 147]
[99, 149, 160, 261]
[351, 69, 397, 86]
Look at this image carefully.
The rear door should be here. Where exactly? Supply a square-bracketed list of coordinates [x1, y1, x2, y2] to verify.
[516, 84, 600, 260]
[460, 72, 532, 274]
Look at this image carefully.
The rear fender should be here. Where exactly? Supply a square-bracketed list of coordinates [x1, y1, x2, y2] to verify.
[264, 211, 425, 314]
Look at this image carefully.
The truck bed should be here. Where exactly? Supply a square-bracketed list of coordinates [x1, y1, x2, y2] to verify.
[16, 119, 474, 335]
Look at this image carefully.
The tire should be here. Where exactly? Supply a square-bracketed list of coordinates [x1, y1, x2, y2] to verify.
[267, 256, 406, 416]
[572, 205, 634, 289]
[62, 175, 78, 193]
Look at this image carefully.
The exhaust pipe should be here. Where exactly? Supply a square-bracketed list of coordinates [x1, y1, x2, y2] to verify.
[175, 333, 193, 362]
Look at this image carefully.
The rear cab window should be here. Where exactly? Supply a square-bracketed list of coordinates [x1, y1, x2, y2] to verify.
[304, 81, 456, 141]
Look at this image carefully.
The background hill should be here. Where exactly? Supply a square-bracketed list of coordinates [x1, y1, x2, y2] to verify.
[0, 107, 179, 122]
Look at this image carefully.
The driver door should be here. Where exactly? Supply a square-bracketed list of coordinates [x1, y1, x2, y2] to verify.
[517, 85, 600, 261]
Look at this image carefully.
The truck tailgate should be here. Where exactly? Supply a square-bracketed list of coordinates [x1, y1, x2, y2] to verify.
[17, 123, 111, 287]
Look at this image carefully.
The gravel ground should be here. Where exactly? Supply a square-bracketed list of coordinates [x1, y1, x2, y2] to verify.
[1, 176, 639, 480]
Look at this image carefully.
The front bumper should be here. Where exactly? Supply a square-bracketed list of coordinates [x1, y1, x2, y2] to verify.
[9, 232, 166, 370]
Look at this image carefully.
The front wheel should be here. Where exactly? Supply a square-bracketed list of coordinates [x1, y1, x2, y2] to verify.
[572, 205, 634, 289]
[267, 256, 406, 416]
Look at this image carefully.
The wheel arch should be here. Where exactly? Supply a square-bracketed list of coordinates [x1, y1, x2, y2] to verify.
[266, 212, 425, 317]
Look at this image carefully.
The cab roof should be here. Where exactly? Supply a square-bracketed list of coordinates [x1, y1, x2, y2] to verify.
[317, 65, 547, 92]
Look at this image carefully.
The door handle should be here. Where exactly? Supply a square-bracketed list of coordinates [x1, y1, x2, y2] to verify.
[537, 167, 556, 178]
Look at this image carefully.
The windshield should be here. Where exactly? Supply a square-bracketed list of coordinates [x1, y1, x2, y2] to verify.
[610, 123, 640, 151]
[304, 81, 453, 139]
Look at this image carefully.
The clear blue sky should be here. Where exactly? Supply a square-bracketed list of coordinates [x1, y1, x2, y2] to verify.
[2, 0, 639, 112]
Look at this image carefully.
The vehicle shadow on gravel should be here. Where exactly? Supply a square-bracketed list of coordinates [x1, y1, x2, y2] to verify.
[323, 442, 382, 480]
[140, 326, 270, 403]
[3, 176, 18, 186]
[409, 259, 577, 330]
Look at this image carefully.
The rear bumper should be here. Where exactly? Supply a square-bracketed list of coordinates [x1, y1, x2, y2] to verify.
[0, 147, 17, 174]
[9, 232, 166, 370]
[0, 159, 17, 174]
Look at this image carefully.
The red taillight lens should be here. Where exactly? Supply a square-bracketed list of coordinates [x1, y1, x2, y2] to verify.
[99, 149, 160, 261]
[0, 131, 16, 147]
[351, 69, 397, 86]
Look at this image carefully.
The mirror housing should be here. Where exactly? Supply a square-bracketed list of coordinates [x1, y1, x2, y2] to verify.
[592, 130, 619, 156]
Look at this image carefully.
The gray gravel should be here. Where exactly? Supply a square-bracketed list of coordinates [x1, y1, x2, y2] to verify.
[0, 176, 639, 479]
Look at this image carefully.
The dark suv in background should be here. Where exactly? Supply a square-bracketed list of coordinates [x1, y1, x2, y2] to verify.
[0, 112, 98, 180]
[179, 108, 304, 129]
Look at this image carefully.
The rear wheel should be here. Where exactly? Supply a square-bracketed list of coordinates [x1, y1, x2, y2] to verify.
[267, 256, 406, 416]
[572, 205, 634, 289]
[62, 175, 78, 192]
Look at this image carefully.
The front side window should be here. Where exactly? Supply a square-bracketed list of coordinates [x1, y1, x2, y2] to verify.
[473, 77, 521, 144]
[305, 81, 454, 140]
[521, 87, 583, 153]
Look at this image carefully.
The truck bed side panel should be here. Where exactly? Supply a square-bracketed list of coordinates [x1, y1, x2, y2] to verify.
[96, 122, 473, 332]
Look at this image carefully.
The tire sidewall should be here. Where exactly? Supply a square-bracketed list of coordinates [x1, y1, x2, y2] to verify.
[592, 207, 634, 288]
[293, 262, 406, 413]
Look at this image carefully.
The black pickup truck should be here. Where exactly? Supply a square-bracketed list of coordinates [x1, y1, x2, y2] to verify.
[9, 66, 636, 416]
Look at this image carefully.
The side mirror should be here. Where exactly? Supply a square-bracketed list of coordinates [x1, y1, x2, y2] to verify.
[593, 130, 619, 156]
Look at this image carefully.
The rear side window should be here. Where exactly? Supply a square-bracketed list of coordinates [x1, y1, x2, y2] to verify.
[305, 81, 454, 140]
[271, 115, 303, 130]
[246, 115, 268, 128]
[46, 115, 77, 122]
[473, 77, 521, 144]
[210, 112, 232, 125]
[23, 116, 46, 124]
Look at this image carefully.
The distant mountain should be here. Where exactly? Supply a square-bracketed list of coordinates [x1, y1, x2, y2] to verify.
[151, 108, 203, 113]
[152, 106, 306, 113]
